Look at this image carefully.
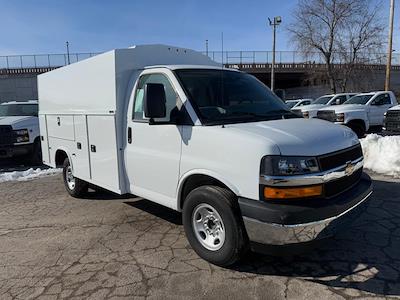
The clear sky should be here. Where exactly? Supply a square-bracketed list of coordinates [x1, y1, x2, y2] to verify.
[0, 0, 398, 55]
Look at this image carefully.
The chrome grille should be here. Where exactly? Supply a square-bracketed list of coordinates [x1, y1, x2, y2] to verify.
[385, 110, 400, 132]
[0, 126, 14, 145]
[317, 110, 336, 122]
[318, 144, 363, 171]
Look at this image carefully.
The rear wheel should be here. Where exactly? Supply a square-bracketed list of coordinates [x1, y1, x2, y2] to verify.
[182, 185, 248, 266]
[62, 158, 88, 197]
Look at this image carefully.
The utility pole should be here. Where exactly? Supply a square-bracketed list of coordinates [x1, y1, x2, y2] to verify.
[385, 0, 395, 91]
[66, 41, 71, 65]
[205, 39, 209, 56]
[268, 16, 282, 92]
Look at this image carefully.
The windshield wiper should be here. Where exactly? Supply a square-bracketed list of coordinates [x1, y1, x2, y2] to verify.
[227, 111, 270, 118]
[263, 109, 301, 119]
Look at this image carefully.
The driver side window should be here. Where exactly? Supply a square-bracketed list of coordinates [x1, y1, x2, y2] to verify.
[133, 73, 179, 122]
[372, 94, 390, 106]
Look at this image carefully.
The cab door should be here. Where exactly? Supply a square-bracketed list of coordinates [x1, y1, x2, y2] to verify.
[124, 70, 184, 210]
[369, 93, 393, 126]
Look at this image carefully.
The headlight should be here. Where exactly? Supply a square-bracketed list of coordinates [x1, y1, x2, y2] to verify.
[261, 156, 320, 176]
[303, 111, 309, 119]
[336, 113, 345, 122]
[14, 129, 29, 143]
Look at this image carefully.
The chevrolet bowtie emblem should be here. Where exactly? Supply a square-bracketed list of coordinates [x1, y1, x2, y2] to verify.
[345, 161, 355, 175]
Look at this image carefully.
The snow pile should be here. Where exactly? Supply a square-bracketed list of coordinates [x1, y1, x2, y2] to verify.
[360, 134, 400, 178]
[0, 168, 62, 183]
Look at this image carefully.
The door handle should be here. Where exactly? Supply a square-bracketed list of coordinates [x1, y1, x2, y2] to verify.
[128, 127, 132, 144]
[90, 145, 96, 152]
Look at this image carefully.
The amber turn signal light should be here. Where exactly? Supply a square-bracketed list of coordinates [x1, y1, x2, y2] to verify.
[264, 185, 323, 199]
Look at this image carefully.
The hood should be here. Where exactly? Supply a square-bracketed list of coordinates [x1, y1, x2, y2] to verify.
[293, 104, 326, 112]
[0, 116, 38, 129]
[388, 105, 400, 111]
[226, 118, 359, 156]
[319, 104, 367, 114]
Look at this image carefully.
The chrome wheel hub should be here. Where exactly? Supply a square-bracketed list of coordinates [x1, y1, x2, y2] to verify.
[66, 166, 75, 190]
[192, 203, 225, 251]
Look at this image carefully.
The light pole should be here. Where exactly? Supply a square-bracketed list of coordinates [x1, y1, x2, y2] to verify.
[268, 16, 281, 92]
[206, 39, 209, 56]
[66, 41, 71, 65]
[385, 0, 395, 91]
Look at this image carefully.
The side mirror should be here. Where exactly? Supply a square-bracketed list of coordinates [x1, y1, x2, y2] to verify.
[335, 99, 341, 105]
[143, 83, 166, 121]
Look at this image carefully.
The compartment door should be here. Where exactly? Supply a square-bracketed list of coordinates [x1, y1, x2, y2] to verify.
[72, 115, 91, 181]
[47, 115, 75, 141]
[87, 115, 120, 193]
[38, 115, 50, 165]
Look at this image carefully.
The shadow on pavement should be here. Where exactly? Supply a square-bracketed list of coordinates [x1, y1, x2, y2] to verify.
[125, 199, 182, 225]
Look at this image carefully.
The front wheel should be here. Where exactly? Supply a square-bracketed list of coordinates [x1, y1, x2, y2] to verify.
[62, 158, 88, 197]
[30, 139, 42, 165]
[348, 123, 366, 138]
[182, 186, 248, 267]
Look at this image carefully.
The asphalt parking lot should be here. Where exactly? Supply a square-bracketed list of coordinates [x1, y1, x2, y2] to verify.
[0, 171, 400, 300]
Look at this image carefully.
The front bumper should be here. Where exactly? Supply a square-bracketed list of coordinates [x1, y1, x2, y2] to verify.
[0, 143, 33, 158]
[239, 172, 372, 245]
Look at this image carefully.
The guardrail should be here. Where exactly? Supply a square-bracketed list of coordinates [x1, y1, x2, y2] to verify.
[0, 53, 100, 69]
[0, 50, 398, 70]
[203, 51, 400, 66]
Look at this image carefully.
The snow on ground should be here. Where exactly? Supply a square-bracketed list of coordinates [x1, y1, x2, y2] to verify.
[0, 168, 62, 183]
[360, 134, 400, 178]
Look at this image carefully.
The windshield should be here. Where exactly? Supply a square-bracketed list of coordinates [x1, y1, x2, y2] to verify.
[313, 96, 333, 105]
[344, 95, 373, 105]
[286, 101, 300, 109]
[0, 104, 38, 117]
[174, 69, 297, 125]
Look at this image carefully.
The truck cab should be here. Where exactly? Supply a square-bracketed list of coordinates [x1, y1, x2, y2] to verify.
[38, 45, 373, 266]
[0, 100, 41, 163]
[292, 93, 357, 118]
[317, 91, 398, 137]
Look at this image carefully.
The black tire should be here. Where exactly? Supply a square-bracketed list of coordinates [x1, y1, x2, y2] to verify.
[348, 123, 365, 138]
[30, 139, 42, 165]
[62, 158, 88, 197]
[182, 185, 248, 267]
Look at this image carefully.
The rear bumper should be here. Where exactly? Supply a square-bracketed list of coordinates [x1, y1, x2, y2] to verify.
[0, 144, 33, 158]
[239, 173, 373, 246]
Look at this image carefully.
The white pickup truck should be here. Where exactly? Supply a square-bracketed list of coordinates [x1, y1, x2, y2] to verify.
[291, 93, 357, 118]
[38, 45, 372, 266]
[0, 100, 41, 163]
[317, 91, 398, 137]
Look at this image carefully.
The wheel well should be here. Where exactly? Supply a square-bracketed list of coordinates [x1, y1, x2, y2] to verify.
[347, 119, 366, 131]
[55, 150, 68, 167]
[179, 174, 234, 210]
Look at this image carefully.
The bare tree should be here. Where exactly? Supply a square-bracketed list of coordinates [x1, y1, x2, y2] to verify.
[288, 0, 384, 93]
[337, 2, 385, 91]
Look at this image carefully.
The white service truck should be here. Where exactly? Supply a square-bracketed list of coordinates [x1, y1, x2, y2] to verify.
[317, 91, 398, 137]
[38, 45, 372, 266]
[0, 100, 41, 163]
